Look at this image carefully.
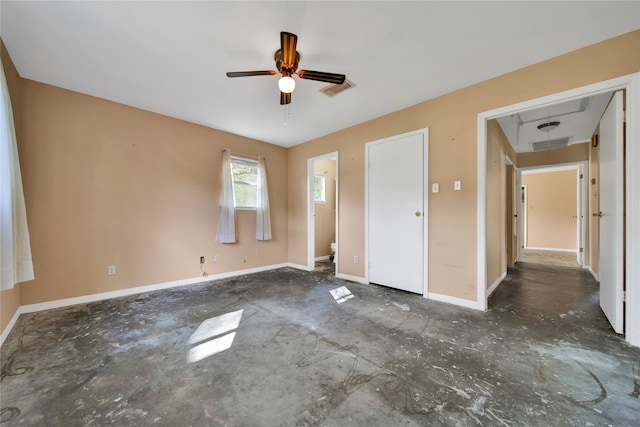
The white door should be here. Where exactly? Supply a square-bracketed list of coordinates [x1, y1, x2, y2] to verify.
[599, 90, 624, 334]
[367, 132, 425, 294]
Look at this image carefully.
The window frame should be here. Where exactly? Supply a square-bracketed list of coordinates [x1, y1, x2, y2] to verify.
[230, 156, 259, 209]
[314, 172, 326, 203]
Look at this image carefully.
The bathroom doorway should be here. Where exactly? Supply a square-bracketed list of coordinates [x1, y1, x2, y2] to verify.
[307, 152, 338, 272]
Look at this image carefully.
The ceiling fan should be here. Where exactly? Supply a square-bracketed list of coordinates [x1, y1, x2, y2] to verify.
[226, 31, 346, 105]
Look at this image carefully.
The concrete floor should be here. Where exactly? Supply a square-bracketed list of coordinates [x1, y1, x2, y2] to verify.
[1, 261, 639, 426]
[521, 249, 579, 268]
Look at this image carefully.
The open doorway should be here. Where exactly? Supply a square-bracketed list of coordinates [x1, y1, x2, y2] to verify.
[307, 152, 338, 272]
[519, 164, 586, 268]
[478, 73, 640, 347]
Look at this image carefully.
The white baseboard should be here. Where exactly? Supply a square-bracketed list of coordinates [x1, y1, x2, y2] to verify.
[524, 247, 577, 253]
[20, 263, 293, 315]
[314, 255, 331, 261]
[487, 271, 507, 297]
[2, 262, 295, 348]
[286, 262, 314, 272]
[0, 307, 22, 347]
[335, 273, 368, 284]
[588, 266, 600, 281]
[427, 291, 483, 310]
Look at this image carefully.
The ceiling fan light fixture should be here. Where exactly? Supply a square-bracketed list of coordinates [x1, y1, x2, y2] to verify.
[537, 121, 560, 132]
[278, 76, 296, 94]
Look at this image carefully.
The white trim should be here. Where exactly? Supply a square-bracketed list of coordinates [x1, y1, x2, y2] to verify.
[314, 255, 331, 261]
[524, 247, 578, 253]
[428, 292, 484, 310]
[478, 72, 640, 347]
[588, 266, 600, 282]
[1, 262, 308, 348]
[487, 271, 507, 297]
[0, 307, 22, 347]
[286, 262, 314, 272]
[517, 178, 524, 262]
[521, 164, 582, 174]
[335, 273, 368, 284]
[20, 263, 293, 315]
[477, 117, 488, 310]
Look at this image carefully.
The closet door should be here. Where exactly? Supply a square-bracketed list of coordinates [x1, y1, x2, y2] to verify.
[599, 90, 624, 334]
[367, 131, 427, 294]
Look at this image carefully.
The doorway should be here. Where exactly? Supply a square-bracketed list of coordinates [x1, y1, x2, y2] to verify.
[307, 152, 338, 272]
[477, 73, 640, 347]
[519, 164, 586, 268]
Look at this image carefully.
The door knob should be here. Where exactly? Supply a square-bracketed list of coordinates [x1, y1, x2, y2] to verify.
[593, 211, 603, 217]
[415, 211, 421, 217]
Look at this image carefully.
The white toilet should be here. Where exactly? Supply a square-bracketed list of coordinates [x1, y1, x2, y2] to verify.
[330, 242, 336, 263]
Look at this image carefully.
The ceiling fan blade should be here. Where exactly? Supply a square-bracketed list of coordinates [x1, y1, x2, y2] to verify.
[280, 92, 291, 105]
[226, 71, 277, 78]
[297, 70, 346, 85]
[280, 32, 298, 69]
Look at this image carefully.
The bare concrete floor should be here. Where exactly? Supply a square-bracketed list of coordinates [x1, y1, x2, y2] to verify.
[521, 249, 579, 268]
[1, 262, 639, 426]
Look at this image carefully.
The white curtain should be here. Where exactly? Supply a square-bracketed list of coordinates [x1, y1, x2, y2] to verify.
[216, 149, 236, 243]
[1, 61, 34, 291]
[256, 156, 272, 241]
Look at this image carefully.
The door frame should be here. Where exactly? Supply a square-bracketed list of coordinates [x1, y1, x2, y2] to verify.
[364, 128, 429, 296]
[307, 152, 339, 271]
[477, 72, 640, 347]
[517, 162, 587, 265]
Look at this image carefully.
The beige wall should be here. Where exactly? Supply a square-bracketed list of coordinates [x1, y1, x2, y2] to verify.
[486, 119, 516, 288]
[16, 79, 288, 306]
[522, 170, 577, 250]
[1, 41, 24, 332]
[517, 143, 589, 168]
[314, 159, 336, 258]
[288, 30, 639, 301]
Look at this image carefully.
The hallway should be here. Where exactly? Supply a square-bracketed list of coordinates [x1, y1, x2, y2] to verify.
[1, 263, 639, 425]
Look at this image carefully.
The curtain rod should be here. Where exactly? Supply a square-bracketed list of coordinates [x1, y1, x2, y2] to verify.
[222, 149, 263, 160]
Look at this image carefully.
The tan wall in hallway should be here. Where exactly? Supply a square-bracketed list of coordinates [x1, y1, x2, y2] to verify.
[486, 120, 516, 288]
[522, 170, 577, 250]
[517, 143, 589, 168]
[288, 30, 639, 302]
[17, 80, 288, 305]
[1, 41, 24, 333]
[314, 159, 336, 258]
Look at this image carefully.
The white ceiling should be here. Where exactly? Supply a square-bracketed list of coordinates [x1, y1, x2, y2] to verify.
[496, 91, 613, 153]
[1, 1, 639, 148]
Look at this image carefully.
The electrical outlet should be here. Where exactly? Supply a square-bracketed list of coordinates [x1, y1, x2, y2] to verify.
[214, 255, 219, 263]
[107, 265, 116, 276]
[454, 180, 462, 191]
[200, 256, 205, 264]
[354, 256, 359, 264]
[432, 183, 439, 193]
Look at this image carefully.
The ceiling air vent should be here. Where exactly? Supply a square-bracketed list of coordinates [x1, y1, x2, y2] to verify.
[320, 79, 355, 97]
[529, 137, 571, 152]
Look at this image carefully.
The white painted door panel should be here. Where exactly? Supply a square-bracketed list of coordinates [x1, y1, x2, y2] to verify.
[599, 90, 624, 334]
[368, 133, 424, 294]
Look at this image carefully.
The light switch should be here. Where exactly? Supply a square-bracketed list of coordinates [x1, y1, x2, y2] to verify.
[432, 183, 439, 193]
[454, 181, 461, 191]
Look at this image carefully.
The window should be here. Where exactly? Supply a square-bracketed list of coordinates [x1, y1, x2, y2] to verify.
[314, 173, 326, 203]
[231, 157, 258, 208]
